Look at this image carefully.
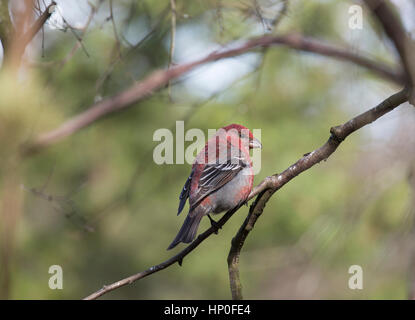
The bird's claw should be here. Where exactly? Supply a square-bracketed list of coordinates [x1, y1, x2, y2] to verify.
[208, 214, 221, 234]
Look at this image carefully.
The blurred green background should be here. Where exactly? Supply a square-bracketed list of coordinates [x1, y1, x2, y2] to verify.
[1, 0, 415, 299]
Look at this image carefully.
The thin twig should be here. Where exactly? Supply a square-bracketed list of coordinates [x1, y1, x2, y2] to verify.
[109, 0, 121, 57]
[94, 5, 170, 97]
[254, 0, 289, 90]
[52, 0, 103, 70]
[215, 0, 224, 39]
[61, 17, 90, 58]
[364, 0, 415, 105]
[167, 0, 177, 101]
[269, 0, 289, 31]
[22, 179, 94, 233]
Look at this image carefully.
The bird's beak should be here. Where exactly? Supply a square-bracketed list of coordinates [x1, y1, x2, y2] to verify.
[249, 137, 262, 149]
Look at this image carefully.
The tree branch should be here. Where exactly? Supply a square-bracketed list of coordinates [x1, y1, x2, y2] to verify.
[4, 1, 56, 68]
[20, 1, 56, 52]
[24, 33, 404, 154]
[364, 0, 415, 104]
[84, 88, 409, 300]
[167, 0, 176, 101]
[226, 87, 409, 299]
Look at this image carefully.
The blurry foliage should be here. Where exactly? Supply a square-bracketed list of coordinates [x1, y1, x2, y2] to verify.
[0, 0, 414, 299]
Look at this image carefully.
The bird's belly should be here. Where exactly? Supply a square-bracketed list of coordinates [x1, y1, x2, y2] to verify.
[210, 167, 253, 214]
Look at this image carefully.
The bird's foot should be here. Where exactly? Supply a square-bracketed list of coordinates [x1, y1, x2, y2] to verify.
[208, 214, 221, 234]
[178, 258, 183, 267]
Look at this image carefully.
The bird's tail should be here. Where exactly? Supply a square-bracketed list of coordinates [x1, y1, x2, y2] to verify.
[167, 213, 203, 250]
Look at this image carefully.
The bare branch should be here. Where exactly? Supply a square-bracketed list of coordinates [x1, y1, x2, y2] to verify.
[22, 184, 95, 233]
[364, 0, 415, 104]
[84, 88, 409, 300]
[20, 1, 56, 51]
[94, 5, 170, 96]
[269, 0, 289, 30]
[108, 0, 121, 57]
[40, 0, 104, 71]
[24, 33, 404, 154]
[167, 0, 177, 101]
[4, 1, 56, 68]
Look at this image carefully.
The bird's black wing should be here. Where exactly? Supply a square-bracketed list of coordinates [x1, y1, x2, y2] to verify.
[190, 159, 244, 211]
[177, 170, 193, 215]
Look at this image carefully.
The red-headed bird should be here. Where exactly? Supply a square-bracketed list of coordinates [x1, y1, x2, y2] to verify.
[167, 124, 262, 250]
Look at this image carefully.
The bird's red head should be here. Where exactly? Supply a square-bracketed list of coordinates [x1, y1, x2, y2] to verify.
[221, 124, 262, 149]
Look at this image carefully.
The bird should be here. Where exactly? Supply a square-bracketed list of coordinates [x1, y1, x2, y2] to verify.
[167, 124, 262, 250]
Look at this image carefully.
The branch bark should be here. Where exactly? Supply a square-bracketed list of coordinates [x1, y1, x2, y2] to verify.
[364, 0, 415, 105]
[4, 1, 56, 69]
[19, 1, 56, 53]
[84, 88, 409, 300]
[24, 33, 404, 154]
